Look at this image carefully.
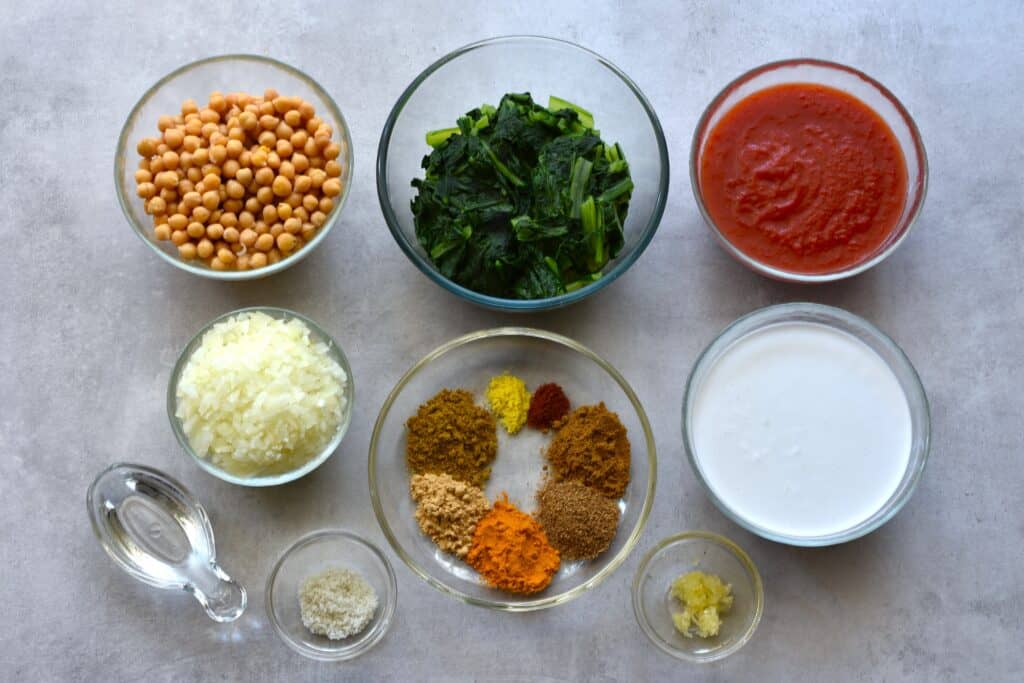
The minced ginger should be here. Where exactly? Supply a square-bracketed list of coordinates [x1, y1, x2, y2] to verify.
[670, 571, 733, 638]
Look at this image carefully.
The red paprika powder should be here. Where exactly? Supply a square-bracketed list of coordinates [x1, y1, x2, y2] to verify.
[527, 383, 570, 430]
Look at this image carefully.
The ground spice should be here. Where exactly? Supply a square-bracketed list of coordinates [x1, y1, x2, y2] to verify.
[406, 388, 497, 487]
[535, 480, 621, 560]
[410, 472, 490, 558]
[485, 374, 531, 434]
[526, 382, 570, 430]
[466, 495, 560, 594]
[546, 403, 631, 498]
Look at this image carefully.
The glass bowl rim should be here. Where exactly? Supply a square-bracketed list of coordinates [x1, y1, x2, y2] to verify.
[681, 302, 932, 546]
[367, 326, 658, 611]
[631, 530, 764, 663]
[264, 528, 398, 661]
[166, 305, 355, 487]
[375, 34, 670, 311]
[688, 57, 929, 283]
[114, 53, 354, 281]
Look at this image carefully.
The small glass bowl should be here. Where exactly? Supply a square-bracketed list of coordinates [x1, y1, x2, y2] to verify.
[115, 54, 353, 280]
[683, 303, 931, 546]
[632, 531, 763, 663]
[377, 35, 669, 311]
[690, 58, 928, 282]
[167, 306, 354, 486]
[265, 530, 397, 661]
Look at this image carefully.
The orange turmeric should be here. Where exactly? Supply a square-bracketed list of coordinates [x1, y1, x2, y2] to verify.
[466, 495, 560, 594]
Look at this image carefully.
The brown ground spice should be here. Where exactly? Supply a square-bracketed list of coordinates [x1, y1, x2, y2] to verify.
[535, 480, 620, 560]
[410, 473, 490, 558]
[406, 388, 497, 487]
[546, 403, 631, 498]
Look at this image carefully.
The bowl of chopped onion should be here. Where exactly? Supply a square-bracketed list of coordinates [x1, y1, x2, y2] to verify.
[168, 306, 354, 486]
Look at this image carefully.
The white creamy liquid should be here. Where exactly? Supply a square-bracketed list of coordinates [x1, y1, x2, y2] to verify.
[691, 322, 912, 538]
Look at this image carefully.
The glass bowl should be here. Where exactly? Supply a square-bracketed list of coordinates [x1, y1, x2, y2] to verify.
[368, 327, 656, 610]
[167, 306, 354, 486]
[690, 58, 928, 282]
[265, 529, 397, 661]
[683, 303, 931, 546]
[377, 35, 669, 311]
[632, 531, 763, 663]
[115, 54, 353, 280]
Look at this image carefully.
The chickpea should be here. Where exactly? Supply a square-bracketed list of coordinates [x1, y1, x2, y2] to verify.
[209, 131, 228, 148]
[272, 175, 292, 197]
[192, 147, 209, 166]
[254, 220, 270, 234]
[302, 194, 319, 212]
[294, 207, 309, 222]
[171, 229, 188, 246]
[278, 160, 295, 179]
[309, 168, 326, 189]
[239, 228, 258, 247]
[137, 138, 159, 156]
[156, 142, 170, 155]
[192, 238, 212, 259]
[291, 130, 308, 149]
[220, 212, 238, 228]
[239, 211, 255, 230]
[135, 169, 153, 184]
[319, 197, 334, 214]
[284, 109, 301, 127]
[256, 186, 274, 205]
[202, 191, 220, 211]
[292, 154, 309, 173]
[179, 151, 194, 169]
[250, 252, 268, 269]
[210, 145, 227, 164]
[192, 206, 211, 223]
[178, 242, 198, 260]
[223, 227, 240, 244]
[181, 98, 199, 116]
[293, 174, 311, 194]
[325, 160, 342, 178]
[224, 179, 244, 199]
[154, 224, 171, 241]
[157, 115, 176, 132]
[311, 210, 327, 227]
[262, 204, 278, 223]
[226, 139, 243, 158]
[259, 114, 279, 130]
[277, 202, 293, 220]
[210, 94, 227, 113]
[273, 232, 297, 255]
[239, 111, 258, 130]
[258, 131, 277, 148]
[236, 253, 251, 270]
[270, 222, 285, 238]
[147, 196, 167, 215]
[245, 196, 262, 213]
[235, 167, 253, 185]
[210, 208, 223, 224]
[274, 122, 293, 140]
[168, 213, 188, 231]
[267, 151, 282, 170]
[150, 157, 166, 173]
[286, 192, 303, 208]
[206, 223, 224, 240]
[164, 128, 184, 149]
[222, 159, 240, 178]
[255, 233, 275, 252]
[238, 150, 253, 168]
[186, 166, 203, 183]
[267, 248, 282, 265]
[251, 148, 269, 168]
[198, 108, 219, 124]
[255, 167, 274, 186]
[303, 138, 318, 157]
[215, 248, 237, 266]
[322, 178, 342, 197]
[306, 116, 323, 134]
[323, 142, 341, 160]
[298, 101, 315, 120]
[264, 88, 280, 101]
[210, 256, 227, 271]
[184, 221, 204, 239]
[185, 118, 203, 136]
[309, 155, 325, 170]
[276, 139, 294, 158]
[284, 217, 302, 234]
[156, 171, 177, 189]
[301, 225, 317, 242]
[137, 182, 156, 199]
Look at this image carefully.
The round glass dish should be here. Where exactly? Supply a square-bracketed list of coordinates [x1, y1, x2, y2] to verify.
[167, 306, 354, 486]
[369, 327, 656, 610]
[265, 529, 396, 661]
[377, 35, 669, 311]
[115, 54, 353, 280]
[632, 531, 763, 663]
[690, 58, 928, 282]
[682, 303, 930, 546]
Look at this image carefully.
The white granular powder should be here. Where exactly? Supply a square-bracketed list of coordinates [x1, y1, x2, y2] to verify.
[299, 568, 378, 640]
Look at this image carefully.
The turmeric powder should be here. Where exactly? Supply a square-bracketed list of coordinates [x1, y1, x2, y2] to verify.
[485, 374, 531, 434]
[466, 495, 560, 594]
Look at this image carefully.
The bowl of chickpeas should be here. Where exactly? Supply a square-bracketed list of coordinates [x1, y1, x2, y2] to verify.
[115, 54, 352, 278]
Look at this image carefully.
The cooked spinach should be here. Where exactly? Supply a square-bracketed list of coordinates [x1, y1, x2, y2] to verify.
[411, 93, 633, 299]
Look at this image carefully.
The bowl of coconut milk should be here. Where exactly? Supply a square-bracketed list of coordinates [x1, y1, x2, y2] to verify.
[683, 303, 930, 546]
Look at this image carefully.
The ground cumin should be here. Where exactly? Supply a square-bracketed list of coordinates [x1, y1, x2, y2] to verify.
[546, 403, 631, 498]
[535, 480, 620, 560]
[406, 388, 497, 487]
[466, 495, 560, 594]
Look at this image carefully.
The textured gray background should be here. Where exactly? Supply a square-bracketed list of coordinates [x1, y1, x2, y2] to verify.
[2, 1, 1022, 681]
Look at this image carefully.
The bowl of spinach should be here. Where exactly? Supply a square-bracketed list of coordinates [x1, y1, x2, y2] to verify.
[377, 36, 669, 311]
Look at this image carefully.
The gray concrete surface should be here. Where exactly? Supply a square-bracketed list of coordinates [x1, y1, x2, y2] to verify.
[2, 1, 1022, 680]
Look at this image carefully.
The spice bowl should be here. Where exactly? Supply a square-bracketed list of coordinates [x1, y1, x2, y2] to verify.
[265, 529, 397, 661]
[369, 327, 657, 611]
[632, 531, 763, 663]
[167, 306, 354, 487]
[115, 54, 353, 280]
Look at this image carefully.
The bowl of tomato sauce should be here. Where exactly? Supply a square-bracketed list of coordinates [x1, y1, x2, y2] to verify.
[691, 59, 927, 282]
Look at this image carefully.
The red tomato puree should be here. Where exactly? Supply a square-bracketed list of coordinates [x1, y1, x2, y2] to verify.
[700, 83, 908, 274]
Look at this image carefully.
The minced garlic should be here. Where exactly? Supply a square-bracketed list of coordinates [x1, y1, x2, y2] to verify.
[670, 571, 733, 638]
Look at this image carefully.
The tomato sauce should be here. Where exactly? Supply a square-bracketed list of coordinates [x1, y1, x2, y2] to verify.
[699, 83, 908, 274]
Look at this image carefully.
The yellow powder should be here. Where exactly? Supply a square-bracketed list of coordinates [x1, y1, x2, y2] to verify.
[670, 571, 733, 638]
[485, 374, 531, 434]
